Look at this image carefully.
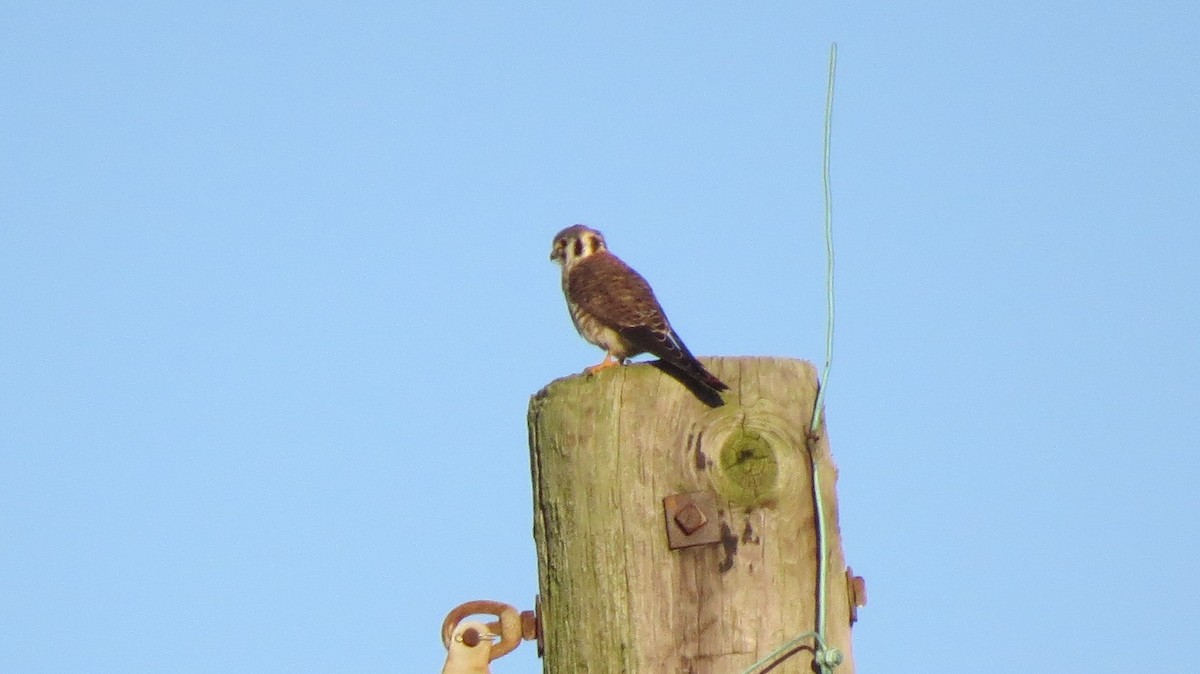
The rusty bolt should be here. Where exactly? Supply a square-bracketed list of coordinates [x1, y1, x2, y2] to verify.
[846, 567, 867, 625]
[531, 596, 544, 657]
[520, 609, 538, 642]
[460, 626, 483, 648]
[663, 491, 722, 550]
[673, 501, 708, 535]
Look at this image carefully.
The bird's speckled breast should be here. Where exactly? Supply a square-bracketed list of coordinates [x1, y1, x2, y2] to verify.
[562, 272, 641, 360]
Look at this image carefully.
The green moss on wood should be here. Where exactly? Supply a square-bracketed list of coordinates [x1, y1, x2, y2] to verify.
[716, 428, 779, 506]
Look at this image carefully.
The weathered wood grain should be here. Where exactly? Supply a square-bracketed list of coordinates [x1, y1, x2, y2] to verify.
[528, 357, 855, 674]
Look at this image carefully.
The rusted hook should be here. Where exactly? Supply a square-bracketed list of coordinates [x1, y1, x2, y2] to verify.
[441, 600, 525, 661]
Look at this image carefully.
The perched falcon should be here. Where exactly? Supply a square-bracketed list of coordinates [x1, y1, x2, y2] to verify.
[441, 620, 498, 674]
[550, 224, 729, 404]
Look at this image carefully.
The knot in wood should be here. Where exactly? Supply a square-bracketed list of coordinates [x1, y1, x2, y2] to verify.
[715, 428, 779, 506]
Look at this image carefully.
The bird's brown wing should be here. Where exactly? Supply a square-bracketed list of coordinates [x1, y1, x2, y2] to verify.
[568, 252, 671, 335]
[569, 253, 729, 394]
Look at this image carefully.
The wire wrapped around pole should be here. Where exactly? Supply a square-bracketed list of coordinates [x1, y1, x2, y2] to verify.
[746, 40, 841, 674]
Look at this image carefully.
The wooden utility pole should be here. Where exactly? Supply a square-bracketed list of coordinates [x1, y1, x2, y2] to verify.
[528, 356, 858, 674]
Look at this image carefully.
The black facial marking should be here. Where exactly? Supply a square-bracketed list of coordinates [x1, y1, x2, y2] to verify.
[573, 238, 584, 257]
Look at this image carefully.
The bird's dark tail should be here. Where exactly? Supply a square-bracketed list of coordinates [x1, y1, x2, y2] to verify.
[650, 358, 728, 408]
[676, 355, 728, 391]
[621, 325, 729, 406]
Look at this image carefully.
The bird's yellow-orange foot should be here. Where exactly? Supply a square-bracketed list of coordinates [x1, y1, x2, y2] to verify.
[584, 355, 620, 375]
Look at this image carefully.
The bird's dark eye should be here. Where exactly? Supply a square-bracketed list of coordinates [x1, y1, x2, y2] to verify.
[573, 239, 584, 257]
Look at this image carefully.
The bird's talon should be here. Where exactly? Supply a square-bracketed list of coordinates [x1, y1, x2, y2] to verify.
[584, 354, 621, 375]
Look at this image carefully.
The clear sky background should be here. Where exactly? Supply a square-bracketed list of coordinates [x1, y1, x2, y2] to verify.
[3, 2, 1198, 672]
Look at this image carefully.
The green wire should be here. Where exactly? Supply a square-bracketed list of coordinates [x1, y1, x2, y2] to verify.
[813, 44, 837, 674]
[811, 41, 837, 433]
[744, 41, 839, 674]
[739, 631, 824, 674]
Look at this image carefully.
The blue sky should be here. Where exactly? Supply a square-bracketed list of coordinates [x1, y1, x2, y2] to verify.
[2, 2, 1198, 672]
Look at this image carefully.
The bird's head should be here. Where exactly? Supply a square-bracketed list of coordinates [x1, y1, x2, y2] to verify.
[550, 224, 608, 269]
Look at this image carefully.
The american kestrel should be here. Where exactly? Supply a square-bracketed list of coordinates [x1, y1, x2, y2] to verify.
[441, 620, 498, 674]
[550, 224, 729, 403]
